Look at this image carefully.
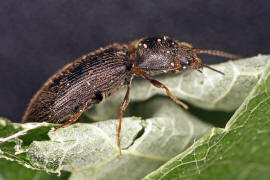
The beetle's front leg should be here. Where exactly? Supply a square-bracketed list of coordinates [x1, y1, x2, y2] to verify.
[117, 84, 131, 155]
[131, 66, 188, 110]
[145, 76, 189, 110]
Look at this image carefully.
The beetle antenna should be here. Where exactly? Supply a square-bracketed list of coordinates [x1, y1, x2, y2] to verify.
[202, 64, 225, 75]
[195, 49, 241, 60]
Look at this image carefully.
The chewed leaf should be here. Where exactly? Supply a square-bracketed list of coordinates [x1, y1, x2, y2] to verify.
[0, 158, 69, 180]
[0, 98, 211, 180]
[144, 57, 270, 180]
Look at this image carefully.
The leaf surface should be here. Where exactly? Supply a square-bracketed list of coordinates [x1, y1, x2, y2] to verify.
[144, 55, 270, 180]
[0, 55, 269, 180]
[0, 98, 211, 180]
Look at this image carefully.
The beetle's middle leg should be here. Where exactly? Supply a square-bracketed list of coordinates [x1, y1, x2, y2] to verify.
[117, 84, 131, 155]
[145, 77, 189, 110]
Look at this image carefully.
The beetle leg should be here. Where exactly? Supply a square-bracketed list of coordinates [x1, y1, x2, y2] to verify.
[118, 84, 131, 155]
[145, 77, 189, 110]
[53, 101, 89, 131]
[132, 66, 188, 110]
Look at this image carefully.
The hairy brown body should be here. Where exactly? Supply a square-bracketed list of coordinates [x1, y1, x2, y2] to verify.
[22, 44, 132, 123]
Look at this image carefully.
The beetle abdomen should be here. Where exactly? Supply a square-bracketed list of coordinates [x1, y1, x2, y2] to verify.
[22, 44, 132, 124]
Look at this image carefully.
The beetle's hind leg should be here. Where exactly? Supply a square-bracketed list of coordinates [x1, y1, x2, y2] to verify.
[117, 84, 131, 155]
[145, 77, 189, 110]
[53, 102, 91, 131]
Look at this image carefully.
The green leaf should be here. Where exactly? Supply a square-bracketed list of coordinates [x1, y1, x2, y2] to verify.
[0, 98, 211, 180]
[0, 158, 69, 180]
[144, 56, 270, 180]
[0, 55, 269, 180]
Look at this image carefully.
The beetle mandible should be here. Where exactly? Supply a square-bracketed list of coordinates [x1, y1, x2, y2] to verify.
[22, 35, 240, 155]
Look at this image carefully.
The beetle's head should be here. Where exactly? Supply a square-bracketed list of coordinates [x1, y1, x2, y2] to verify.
[133, 36, 239, 75]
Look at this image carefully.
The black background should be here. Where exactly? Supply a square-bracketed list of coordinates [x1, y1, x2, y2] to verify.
[1, 0, 269, 123]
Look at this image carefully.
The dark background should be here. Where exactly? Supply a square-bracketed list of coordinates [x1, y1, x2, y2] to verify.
[1, 0, 269, 123]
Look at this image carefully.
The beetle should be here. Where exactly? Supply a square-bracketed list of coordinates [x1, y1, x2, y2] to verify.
[22, 35, 240, 154]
